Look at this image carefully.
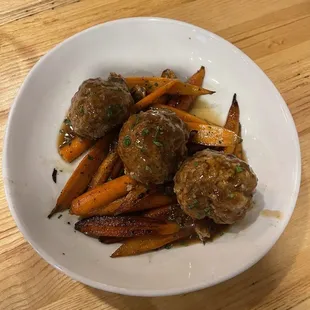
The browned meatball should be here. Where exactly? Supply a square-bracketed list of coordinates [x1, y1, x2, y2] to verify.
[118, 108, 189, 184]
[68, 73, 134, 139]
[174, 150, 257, 224]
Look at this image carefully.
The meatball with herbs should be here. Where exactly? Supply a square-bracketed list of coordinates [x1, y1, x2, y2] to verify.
[68, 73, 134, 139]
[118, 108, 190, 184]
[174, 150, 257, 224]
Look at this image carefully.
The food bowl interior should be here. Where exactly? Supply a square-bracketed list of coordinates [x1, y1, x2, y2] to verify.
[3, 18, 300, 296]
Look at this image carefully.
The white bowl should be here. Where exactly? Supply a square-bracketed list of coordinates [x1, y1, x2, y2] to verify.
[3, 17, 301, 296]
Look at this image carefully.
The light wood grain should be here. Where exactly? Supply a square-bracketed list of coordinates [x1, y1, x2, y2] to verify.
[0, 0, 310, 309]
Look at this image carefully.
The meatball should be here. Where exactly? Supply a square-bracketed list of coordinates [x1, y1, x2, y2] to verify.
[118, 108, 189, 184]
[68, 73, 134, 139]
[174, 150, 257, 224]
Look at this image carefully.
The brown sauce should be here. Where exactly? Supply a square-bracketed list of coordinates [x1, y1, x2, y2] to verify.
[57, 118, 76, 149]
[261, 209, 282, 219]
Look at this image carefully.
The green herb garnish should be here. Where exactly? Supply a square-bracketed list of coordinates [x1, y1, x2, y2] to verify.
[228, 193, 235, 198]
[204, 207, 211, 216]
[106, 106, 113, 119]
[64, 118, 71, 126]
[79, 106, 85, 115]
[235, 165, 243, 173]
[188, 199, 199, 209]
[153, 126, 163, 147]
[142, 128, 149, 136]
[153, 140, 163, 147]
[164, 244, 173, 249]
[88, 155, 94, 160]
[145, 165, 152, 172]
[194, 162, 199, 167]
[123, 136, 131, 147]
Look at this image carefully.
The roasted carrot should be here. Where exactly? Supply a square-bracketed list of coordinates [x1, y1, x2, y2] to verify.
[186, 122, 241, 147]
[110, 158, 124, 179]
[152, 104, 208, 124]
[224, 94, 240, 154]
[59, 137, 93, 163]
[88, 149, 119, 190]
[234, 123, 244, 160]
[168, 66, 206, 110]
[114, 184, 148, 215]
[48, 133, 115, 218]
[75, 216, 180, 238]
[99, 236, 126, 244]
[70, 175, 137, 216]
[133, 80, 177, 111]
[152, 69, 178, 105]
[126, 77, 214, 96]
[113, 193, 177, 215]
[86, 197, 125, 217]
[111, 228, 193, 257]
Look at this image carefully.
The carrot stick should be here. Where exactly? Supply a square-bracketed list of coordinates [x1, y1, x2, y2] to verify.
[75, 215, 180, 238]
[152, 104, 208, 124]
[70, 175, 137, 217]
[88, 149, 119, 190]
[48, 133, 115, 218]
[113, 184, 148, 215]
[186, 122, 241, 147]
[86, 197, 126, 217]
[114, 193, 177, 215]
[126, 77, 214, 96]
[234, 123, 245, 160]
[168, 66, 206, 110]
[59, 137, 93, 163]
[110, 158, 124, 179]
[111, 228, 193, 257]
[133, 80, 177, 111]
[224, 94, 240, 154]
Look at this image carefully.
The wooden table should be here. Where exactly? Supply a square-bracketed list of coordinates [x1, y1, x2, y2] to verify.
[1, 0, 310, 309]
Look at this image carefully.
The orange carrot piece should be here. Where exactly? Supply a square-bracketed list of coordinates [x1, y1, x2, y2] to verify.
[48, 134, 114, 218]
[186, 122, 241, 147]
[152, 104, 208, 124]
[110, 158, 124, 179]
[59, 137, 93, 163]
[114, 193, 177, 215]
[234, 123, 245, 160]
[114, 184, 148, 215]
[168, 66, 206, 110]
[111, 228, 193, 257]
[224, 94, 240, 154]
[86, 197, 126, 217]
[75, 215, 180, 238]
[88, 149, 119, 190]
[70, 175, 137, 217]
[126, 77, 214, 96]
[133, 80, 177, 111]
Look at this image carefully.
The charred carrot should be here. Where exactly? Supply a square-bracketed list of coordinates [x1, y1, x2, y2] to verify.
[88, 149, 119, 190]
[48, 133, 115, 218]
[186, 122, 241, 147]
[234, 123, 244, 160]
[168, 66, 206, 110]
[224, 94, 240, 154]
[75, 215, 180, 238]
[59, 137, 93, 163]
[114, 193, 177, 215]
[111, 228, 193, 257]
[70, 175, 137, 217]
[133, 81, 177, 111]
[110, 157, 124, 179]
